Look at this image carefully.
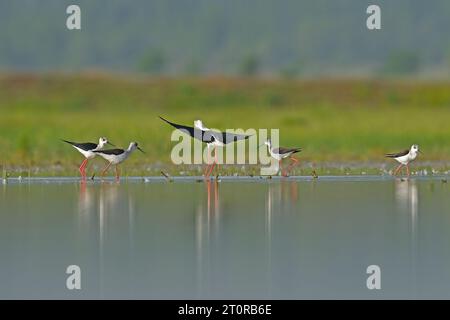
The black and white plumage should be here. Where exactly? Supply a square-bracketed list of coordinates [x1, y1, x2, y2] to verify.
[93, 142, 145, 180]
[386, 144, 420, 177]
[159, 116, 251, 146]
[263, 139, 302, 176]
[62, 137, 113, 159]
[159, 116, 251, 178]
[62, 137, 114, 178]
[264, 139, 302, 160]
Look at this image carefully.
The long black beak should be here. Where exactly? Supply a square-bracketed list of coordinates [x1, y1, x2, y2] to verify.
[137, 146, 145, 154]
[107, 141, 115, 147]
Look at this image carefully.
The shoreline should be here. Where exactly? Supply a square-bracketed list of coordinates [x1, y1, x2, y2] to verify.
[2, 174, 449, 185]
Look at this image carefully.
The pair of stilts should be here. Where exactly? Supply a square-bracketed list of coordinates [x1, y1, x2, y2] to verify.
[63, 139, 144, 180]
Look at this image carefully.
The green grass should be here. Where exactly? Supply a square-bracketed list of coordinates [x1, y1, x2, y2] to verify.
[1, 73, 450, 176]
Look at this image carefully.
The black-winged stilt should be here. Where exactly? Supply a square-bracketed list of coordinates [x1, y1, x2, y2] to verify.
[62, 137, 114, 178]
[159, 116, 251, 178]
[261, 139, 302, 177]
[386, 144, 421, 177]
[93, 142, 145, 180]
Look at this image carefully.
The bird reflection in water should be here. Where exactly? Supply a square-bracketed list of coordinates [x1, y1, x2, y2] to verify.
[394, 179, 419, 292]
[267, 180, 300, 217]
[78, 181, 94, 218]
[265, 180, 300, 293]
[395, 179, 418, 232]
[195, 179, 220, 295]
[78, 180, 124, 296]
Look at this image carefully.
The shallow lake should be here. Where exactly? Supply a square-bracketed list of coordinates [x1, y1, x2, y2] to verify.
[1, 176, 450, 299]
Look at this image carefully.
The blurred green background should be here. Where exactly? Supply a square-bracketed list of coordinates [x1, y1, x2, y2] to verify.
[0, 1, 450, 176]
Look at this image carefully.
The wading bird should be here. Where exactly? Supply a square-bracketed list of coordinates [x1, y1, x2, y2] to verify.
[262, 139, 302, 177]
[159, 116, 251, 178]
[62, 137, 114, 179]
[386, 144, 421, 177]
[93, 142, 145, 181]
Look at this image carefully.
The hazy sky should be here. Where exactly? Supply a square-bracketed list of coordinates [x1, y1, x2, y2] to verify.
[0, 0, 449, 76]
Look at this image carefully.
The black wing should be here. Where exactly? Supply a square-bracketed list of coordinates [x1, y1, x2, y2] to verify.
[93, 149, 125, 155]
[215, 131, 252, 144]
[62, 139, 97, 151]
[159, 116, 214, 143]
[385, 149, 409, 158]
[273, 147, 302, 155]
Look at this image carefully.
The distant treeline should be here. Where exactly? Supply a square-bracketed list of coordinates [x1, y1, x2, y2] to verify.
[0, 0, 450, 76]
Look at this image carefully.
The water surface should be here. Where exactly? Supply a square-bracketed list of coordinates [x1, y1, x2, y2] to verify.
[1, 177, 450, 299]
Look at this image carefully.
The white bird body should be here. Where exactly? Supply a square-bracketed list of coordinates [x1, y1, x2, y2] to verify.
[73, 146, 99, 159]
[386, 144, 421, 177]
[387, 145, 420, 165]
[395, 152, 417, 165]
[194, 120, 224, 147]
[64, 137, 109, 159]
[265, 140, 301, 160]
[97, 150, 130, 164]
[95, 142, 142, 165]
[268, 147, 285, 160]
[62, 137, 113, 178]
[93, 142, 145, 180]
[263, 139, 302, 176]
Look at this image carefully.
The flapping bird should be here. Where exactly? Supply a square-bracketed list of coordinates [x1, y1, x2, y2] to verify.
[159, 116, 251, 178]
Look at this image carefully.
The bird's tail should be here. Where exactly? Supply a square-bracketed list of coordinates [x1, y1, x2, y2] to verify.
[385, 153, 396, 158]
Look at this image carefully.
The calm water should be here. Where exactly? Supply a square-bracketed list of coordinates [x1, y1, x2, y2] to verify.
[1, 177, 450, 299]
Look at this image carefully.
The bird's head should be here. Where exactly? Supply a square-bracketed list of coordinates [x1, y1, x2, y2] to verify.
[258, 138, 271, 149]
[194, 120, 208, 131]
[128, 142, 145, 153]
[411, 144, 421, 155]
[99, 137, 115, 148]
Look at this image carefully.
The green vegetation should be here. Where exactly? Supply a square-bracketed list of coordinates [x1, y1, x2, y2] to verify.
[1, 73, 450, 176]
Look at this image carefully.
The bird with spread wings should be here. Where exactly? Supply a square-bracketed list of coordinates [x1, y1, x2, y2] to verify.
[159, 116, 251, 178]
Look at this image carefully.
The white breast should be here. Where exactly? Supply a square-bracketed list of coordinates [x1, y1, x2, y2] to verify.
[395, 153, 410, 165]
[98, 152, 129, 164]
[269, 148, 285, 160]
[74, 146, 96, 159]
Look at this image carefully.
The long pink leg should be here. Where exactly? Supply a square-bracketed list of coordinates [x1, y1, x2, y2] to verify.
[208, 161, 216, 177]
[79, 159, 88, 178]
[203, 164, 210, 177]
[393, 164, 403, 176]
[115, 165, 120, 181]
[286, 157, 299, 176]
[406, 164, 410, 177]
[101, 162, 112, 178]
[206, 147, 217, 178]
[215, 148, 220, 176]
[204, 148, 211, 178]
